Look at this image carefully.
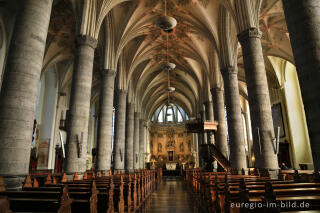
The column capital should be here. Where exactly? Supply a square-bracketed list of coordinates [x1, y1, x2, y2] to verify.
[134, 111, 141, 116]
[139, 119, 147, 126]
[204, 100, 213, 105]
[101, 69, 116, 77]
[76, 35, 98, 49]
[221, 66, 237, 76]
[237, 27, 262, 43]
[127, 102, 135, 108]
[210, 87, 224, 94]
[116, 89, 127, 95]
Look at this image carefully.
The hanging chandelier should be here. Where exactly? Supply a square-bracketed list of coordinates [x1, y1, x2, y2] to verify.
[156, 0, 176, 106]
[161, 18, 176, 72]
[165, 46, 175, 107]
[156, 16, 177, 32]
[161, 62, 176, 71]
[163, 22, 175, 95]
[156, 0, 177, 32]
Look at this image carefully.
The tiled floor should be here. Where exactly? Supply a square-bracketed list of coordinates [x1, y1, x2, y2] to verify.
[144, 176, 195, 213]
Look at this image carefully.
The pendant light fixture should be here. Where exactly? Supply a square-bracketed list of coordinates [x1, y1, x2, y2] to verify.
[156, 0, 177, 32]
[161, 31, 176, 71]
[164, 27, 175, 95]
[165, 36, 175, 107]
[156, 0, 176, 106]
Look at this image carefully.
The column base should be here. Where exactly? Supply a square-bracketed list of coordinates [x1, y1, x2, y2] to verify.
[97, 170, 111, 176]
[3, 175, 26, 190]
[258, 168, 279, 179]
[126, 169, 135, 174]
[228, 168, 249, 175]
[66, 172, 84, 181]
[114, 169, 126, 174]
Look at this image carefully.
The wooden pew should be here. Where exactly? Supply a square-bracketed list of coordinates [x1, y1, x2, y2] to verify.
[0, 185, 72, 213]
[186, 169, 320, 213]
[45, 178, 115, 213]
[6, 170, 158, 213]
[0, 197, 11, 213]
[223, 180, 320, 212]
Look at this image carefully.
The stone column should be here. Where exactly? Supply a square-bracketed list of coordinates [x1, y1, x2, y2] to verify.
[0, 0, 53, 188]
[205, 101, 215, 144]
[197, 132, 204, 167]
[139, 120, 146, 169]
[125, 102, 134, 171]
[96, 69, 116, 172]
[199, 110, 207, 144]
[238, 28, 278, 170]
[133, 112, 140, 169]
[64, 35, 97, 174]
[221, 67, 247, 170]
[211, 88, 229, 159]
[205, 101, 214, 121]
[193, 134, 199, 167]
[282, 0, 320, 171]
[114, 90, 127, 171]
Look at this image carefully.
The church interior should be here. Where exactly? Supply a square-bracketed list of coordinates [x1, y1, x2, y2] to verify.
[0, 0, 320, 212]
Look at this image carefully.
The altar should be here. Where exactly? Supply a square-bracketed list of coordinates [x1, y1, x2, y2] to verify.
[165, 163, 177, 171]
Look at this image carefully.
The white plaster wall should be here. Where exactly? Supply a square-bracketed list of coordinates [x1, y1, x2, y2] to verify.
[38, 67, 58, 169]
[284, 62, 313, 169]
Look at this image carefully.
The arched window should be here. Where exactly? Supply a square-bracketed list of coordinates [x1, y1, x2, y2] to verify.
[158, 108, 164, 122]
[152, 103, 189, 124]
[166, 107, 174, 122]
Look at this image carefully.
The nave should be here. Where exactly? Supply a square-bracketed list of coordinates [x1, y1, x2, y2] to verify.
[1, 0, 320, 212]
[145, 176, 194, 213]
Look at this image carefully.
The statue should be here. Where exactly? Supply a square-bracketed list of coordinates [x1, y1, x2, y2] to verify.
[158, 143, 162, 152]
[180, 143, 184, 152]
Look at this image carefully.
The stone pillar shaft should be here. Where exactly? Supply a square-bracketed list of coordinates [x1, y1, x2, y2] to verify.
[125, 102, 134, 170]
[133, 112, 140, 169]
[205, 101, 214, 144]
[96, 69, 115, 171]
[139, 119, 146, 169]
[222, 67, 247, 169]
[282, 0, 320, 170]
[199, 110, 207, 144]
[211, 88, 229, 159]
[65, 35, 97, 174]
[238, 28, 278, 169]
[205, 101, 214, 121]
[193, 133, 199, 167]
[0, 0, 53, 187]
[114, 90, 127, 170]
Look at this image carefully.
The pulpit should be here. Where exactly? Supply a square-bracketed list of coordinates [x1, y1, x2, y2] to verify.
[185, 119, 218, 133]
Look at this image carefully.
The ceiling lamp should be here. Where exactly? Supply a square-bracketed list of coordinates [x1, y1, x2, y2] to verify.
[165, 57, 175, 105]
[156, 0, 177, 32]
[161, 62, 176, 71]
[166, 86, 175, 93]
[156, 16, 177, 32]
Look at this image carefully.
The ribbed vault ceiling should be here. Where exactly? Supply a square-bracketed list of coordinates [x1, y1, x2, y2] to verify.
[42, 0, 291, 121]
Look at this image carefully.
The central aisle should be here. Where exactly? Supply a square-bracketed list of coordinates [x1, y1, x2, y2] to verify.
[145, 176, 195, 213]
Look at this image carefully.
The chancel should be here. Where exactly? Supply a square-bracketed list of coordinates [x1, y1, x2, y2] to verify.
[0, 0, 320, 212]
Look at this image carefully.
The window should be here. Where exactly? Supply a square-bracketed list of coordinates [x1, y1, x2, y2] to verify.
[177, 110, 183, 122]
[152, 103, 189, 124]
[158, 109, 164, 122]
[166, 107, 173, 122]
